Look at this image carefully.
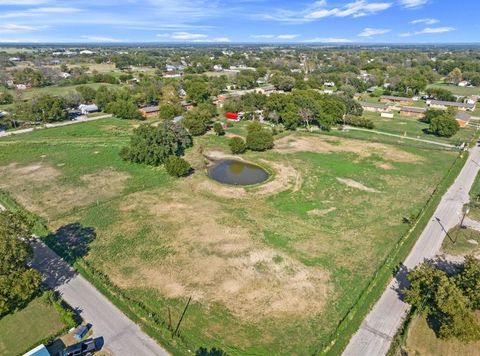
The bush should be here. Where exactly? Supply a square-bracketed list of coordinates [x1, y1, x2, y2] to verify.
[213, 122, 225, 136]
[229, 137, 246, 154]
[246, 122, 274, 151]
[342, 115, 375, 129]
[429, 114, 460, 137]
[121, 121, 192, 166]
[164, 156, 191, 177]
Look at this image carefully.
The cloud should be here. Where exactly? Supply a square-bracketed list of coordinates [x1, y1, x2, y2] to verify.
[0, 0, 49, 4]
[259, 0, 392, 23]
[400, 26, 455, 37]
[358, 27, 391, 37]
[0, 23, 46, 33]
[411, 18, 438, 25]
[192, 37, 230, 43]
[400, 0, 428, 8]
[81, 35, 123, 42]
[302, 37, 354, 43]
[170, 32, 208, 40]
[251, 34, 299, 40]
[0, 7, 82, 18]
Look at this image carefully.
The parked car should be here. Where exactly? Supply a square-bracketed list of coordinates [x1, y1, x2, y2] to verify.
[63, 338, 102, 356]
[73, 325, 89, 341]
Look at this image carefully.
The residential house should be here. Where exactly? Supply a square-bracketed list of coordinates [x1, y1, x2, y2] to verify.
[256, 85, 277, 95]
[458, 81, 471, 87]
[360, 102, 390, 113]
[213, 64, 223, 72]
[79, 104, 99, 115]
[379, 95, 414, 105]
[456, 112, 472, 127]
[23, 344, 50, 356]
[181, 101, 194, 111]
[139, 106, 159, 118]
[163, 70, 182, 78]
[399, 106, 426, 118]
[427, 100, 476, 112]
[324, 81, 335, 87]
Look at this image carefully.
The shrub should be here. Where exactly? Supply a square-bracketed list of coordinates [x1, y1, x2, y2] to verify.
[229, 137, 246, 154]
[164, 156, 191, 177]
[342, 115, 375, 129]
[246, 122, 274, 151]
[213, 122, 225, 136]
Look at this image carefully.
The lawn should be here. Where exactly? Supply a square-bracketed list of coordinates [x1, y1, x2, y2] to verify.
[405, 313, 480, 356]
[0, 118, 463, 354]
[0, 296, 67, 355]
[442, 226, 480, 255]
[427, 83, 480, 97]
[9, 83, 119, 100]
[362, 111, 476, 146]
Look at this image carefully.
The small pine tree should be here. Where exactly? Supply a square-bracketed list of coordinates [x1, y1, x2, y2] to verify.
[213, 122, 225, 136]
[164, 155, 191, 177]
[228, 137, 246, 154]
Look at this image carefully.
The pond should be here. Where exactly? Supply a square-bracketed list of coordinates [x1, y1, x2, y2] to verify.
[208, 159, 269, 186]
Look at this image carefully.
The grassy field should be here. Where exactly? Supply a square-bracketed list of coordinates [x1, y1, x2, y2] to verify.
[362, 111, 476, 146]
[442, 226, 480, 255]
[427, 83, 480, 97]
[405, 313, 480, 356]
[9, 83, 119, 100]
[0, 117, 464, 354]
[0, 296, 67, 355]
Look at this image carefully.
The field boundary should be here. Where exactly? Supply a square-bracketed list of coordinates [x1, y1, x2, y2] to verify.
[320, 149, 469, 355]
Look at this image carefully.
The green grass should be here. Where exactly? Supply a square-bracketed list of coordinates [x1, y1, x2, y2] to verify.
[0, 118, 467, 355]
[0, 296, 67, 355]
[442, 226, 480, 255]
[361, 111, 476, 146]
[427, 83, 480, 97]
[9, 83, 119, 100]
[405, 313, 480, 356]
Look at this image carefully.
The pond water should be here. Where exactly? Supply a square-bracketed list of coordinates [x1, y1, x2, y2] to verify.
[208, 159, 269, 186]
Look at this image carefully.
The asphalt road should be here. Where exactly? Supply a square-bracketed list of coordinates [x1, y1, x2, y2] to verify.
[343, 144, 480, 356]
[30, 239, 169, 356]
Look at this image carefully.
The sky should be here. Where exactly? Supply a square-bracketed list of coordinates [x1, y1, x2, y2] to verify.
[0, 0, 478, 44]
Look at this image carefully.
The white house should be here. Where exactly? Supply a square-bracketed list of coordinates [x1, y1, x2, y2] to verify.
[79, 104, 99, 115]
[79, 50, 94, 55]
[458, 81, 471, 87]
[324, 81, 335, 87]
[213, 64, 223, 72]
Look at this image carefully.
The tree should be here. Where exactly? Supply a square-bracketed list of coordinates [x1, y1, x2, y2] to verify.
[448, 67, 463, 85]
[121, 121, 192, 166]
[246, 122, 274, 151]
[182, 107, 212, 136]
[422, 109, 445, 124]
[404, 262, 480, 342]
[105, 100, 143, 120]
[457, 256, 480, 310]
[76, 85, 97, 103]
[0, 91, 13, 105]
[164, 155, 191, 177]
[13, 95, 68, 123]
[95, 85, 116, 110]
[213, 122, 225, 136]
[159, 103, 181, 121]
[229, 137, 246, 154]
[0, 211, 42, 316]
[429, 113, 460, 137]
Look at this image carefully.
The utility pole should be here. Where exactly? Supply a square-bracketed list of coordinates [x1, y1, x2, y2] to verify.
[173, 297, 191, 337]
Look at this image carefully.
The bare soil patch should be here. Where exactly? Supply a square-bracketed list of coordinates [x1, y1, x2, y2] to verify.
[336, 178, 381, 193]
[110, 190, 331, 320]
[307, 207, 337, 217]
[0, 163, 129, 217]
[275, 134, 421, 163]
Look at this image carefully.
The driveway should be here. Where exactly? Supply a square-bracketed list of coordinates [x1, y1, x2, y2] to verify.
[343, 144, 480, 356]
[30, 239, 169, 356]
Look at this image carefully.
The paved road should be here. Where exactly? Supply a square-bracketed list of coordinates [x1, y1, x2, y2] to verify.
[30, 239, 169, 356]
[0, 114, 112, 138]
[345, 126, 457, 148]
[343, 144, 480, 356]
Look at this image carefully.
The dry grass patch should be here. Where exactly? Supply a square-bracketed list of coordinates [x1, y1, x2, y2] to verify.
[0, 163, 130, 218]
[275, 134, 422, 163]
[107, 190, 331, 320]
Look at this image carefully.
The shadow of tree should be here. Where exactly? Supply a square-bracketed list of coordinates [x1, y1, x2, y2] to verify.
[196, 347, 228, 356]
[44, 223, 96, 264]
[392, 263, 410, 300]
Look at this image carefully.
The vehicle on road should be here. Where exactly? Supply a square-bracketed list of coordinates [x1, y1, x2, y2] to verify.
[63, 337, 103, 356]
